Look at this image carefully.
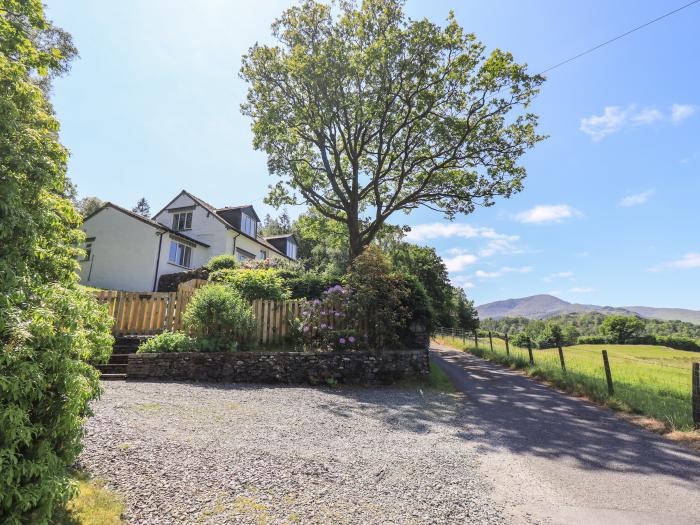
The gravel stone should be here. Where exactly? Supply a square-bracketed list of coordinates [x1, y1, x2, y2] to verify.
[78, 381, 507, 524]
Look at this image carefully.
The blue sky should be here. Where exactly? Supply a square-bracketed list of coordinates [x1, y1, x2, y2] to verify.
[47, 1, 700, 309]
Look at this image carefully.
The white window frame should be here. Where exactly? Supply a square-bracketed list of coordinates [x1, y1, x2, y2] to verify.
[236, 248, 255, 262]
[172, 211, 192, 231]
[241, 212, 255, 237]
[259, 249, 267, 260]
[168, 241, 192, 268]
[82, 238, 95, 261]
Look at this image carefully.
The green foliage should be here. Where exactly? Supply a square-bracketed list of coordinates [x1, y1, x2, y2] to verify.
[131, 197, 150, 218]
[600, 315, 645, 344]
[344, 246, 410, 349]
[205, 254, 239, 272]
[182, 284, 256, 345]
[390, 243, 454, 326]
[209, 268, 290, 301]
[0, 4, 113, 522]
[455, 288, 479, 332]
[241, 0, 544, 258]
[76, 196, 104, 218]
[137, 331, 194, 353]
[137, 331, 239, 353]
[481, 312, 700, 352]
[395, 274, 434, 343]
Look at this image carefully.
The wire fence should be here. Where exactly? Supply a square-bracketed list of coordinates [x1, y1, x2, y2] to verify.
[433, 327, 700, 431]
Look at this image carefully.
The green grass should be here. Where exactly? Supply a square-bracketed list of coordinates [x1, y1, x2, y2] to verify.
[53, 473, 124, 525]
[435, 335, 699, 431]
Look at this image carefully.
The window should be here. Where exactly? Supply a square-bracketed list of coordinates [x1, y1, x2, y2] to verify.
[241, 212, 255, 237]
[172, 211, 192, 231]
[82, 237, 95, 261]
[236, 248, 255, 262]
[259, 250, 267, 260]
[286, 240, 297, 259]
[168, 241, 192, 268]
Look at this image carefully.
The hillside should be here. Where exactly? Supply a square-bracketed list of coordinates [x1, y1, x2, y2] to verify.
[477, 294, 700, 324]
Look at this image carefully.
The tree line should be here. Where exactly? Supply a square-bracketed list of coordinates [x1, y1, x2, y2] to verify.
[480, 312, 700, 352]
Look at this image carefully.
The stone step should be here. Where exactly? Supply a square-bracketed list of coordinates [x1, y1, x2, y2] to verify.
[107, 353, 131, 365]
[96, 363, 128, 373]
[112, 345, 140, 354]
[100, 373, 127, 381]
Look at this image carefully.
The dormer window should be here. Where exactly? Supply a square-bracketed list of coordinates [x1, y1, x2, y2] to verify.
[241, 212, 256, 237]
[172, 211, 192, 231]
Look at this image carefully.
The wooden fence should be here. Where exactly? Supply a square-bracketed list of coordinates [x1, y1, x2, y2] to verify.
[93, 290, 195, 336]
[94, 289, 306, 344]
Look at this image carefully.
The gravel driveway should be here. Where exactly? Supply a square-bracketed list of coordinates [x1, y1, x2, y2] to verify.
[79, 381, 505, 524]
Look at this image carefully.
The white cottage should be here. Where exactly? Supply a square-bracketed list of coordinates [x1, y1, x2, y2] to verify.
[79, 190, 298, 291]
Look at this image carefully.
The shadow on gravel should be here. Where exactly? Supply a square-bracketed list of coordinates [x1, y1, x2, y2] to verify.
[427, 347, 700, 486]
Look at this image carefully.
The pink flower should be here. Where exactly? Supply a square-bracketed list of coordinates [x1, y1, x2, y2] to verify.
[348, 336, 356, 343]
[303, 326, 310, 333]
[320, 323, 327, 329]
[339, 338, 346, 344]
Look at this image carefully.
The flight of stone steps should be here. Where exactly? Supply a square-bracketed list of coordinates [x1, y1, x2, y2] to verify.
[94, 336, 149, 380]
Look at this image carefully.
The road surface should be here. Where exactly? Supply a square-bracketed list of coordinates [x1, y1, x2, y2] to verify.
[431, 342, 700, 525]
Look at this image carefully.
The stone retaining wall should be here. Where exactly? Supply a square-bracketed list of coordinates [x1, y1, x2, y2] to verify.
[127, 348, 429, 385]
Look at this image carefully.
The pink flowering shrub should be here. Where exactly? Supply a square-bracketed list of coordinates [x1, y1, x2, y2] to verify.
[293, 285, 365, 351]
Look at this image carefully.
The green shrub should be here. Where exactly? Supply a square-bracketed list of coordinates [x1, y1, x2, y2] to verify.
[205, 254, 239, 272]
[137, 331, 240, 353]
[395, 273, 434, 344]
[577, 335, 609, 345]
[0, 6, 114, 521]
[510, 332, 531, 348]
[137, 331, 195, 353]
[182, 284, 256, 345]
[209, 268, 290, 301]
[345, 246, 410, 349]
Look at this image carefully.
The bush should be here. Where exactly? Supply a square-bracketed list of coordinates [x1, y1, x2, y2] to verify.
[510, 332, 531, 348]
[209, 268, 290, 301]
[182, 284, 256, 345]
[652, 336, 700, 352]
[294, 285, 364, 351]
[205, 254, 239, 272]
[0, 7, 114, 520]
[395, 273, 434, 344]
[345, 246, 410, 349]
[137, 331, 239, 353]
[577, 335, 609, 345]
[137, 331, 195, 353]
[1, 286, 113, 522]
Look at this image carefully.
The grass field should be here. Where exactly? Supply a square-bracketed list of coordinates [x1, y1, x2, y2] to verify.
[435, 334, 699, 431]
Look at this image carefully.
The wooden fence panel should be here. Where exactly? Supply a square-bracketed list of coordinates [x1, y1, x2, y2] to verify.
[94, 290, 311, 342]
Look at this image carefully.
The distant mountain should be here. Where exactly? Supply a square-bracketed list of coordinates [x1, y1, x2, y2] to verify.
[476, 294, 700, 325]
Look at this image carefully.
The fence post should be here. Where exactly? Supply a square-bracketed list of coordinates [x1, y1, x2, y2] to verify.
[489, 331, 494, 352]
[692, 363, 699, 429]
[602, 350, 614, 396]
[527, 338, 534, 365]
[462, 329, 466, 344]
[558, 345, 566, 373]
[505, 332, 510, 356]
[474, 331, 478, 349]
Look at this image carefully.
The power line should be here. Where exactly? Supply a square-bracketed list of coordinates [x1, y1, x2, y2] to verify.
[540, 0, 700, 74]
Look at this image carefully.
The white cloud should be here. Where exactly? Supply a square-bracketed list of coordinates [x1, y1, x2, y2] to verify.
[631, 107, 663, 125]
[515, 204, 581, 224]
[406, 223, 483, 241]
[671, 104, 698, 123]
[580, 106, 630, 141]
[580, 104, 695, 141]
[618, 189, 654, 208]
[569, 287, 595, 293]
[649, 253, 700, 272]
[444, 253, 479, 272]
[543, 271, 574, 283]
[451, 275, 475, 289]
[474, 266, 533, 279]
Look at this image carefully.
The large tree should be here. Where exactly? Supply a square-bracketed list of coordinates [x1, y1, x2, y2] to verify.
[241, 0, 544, 259]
